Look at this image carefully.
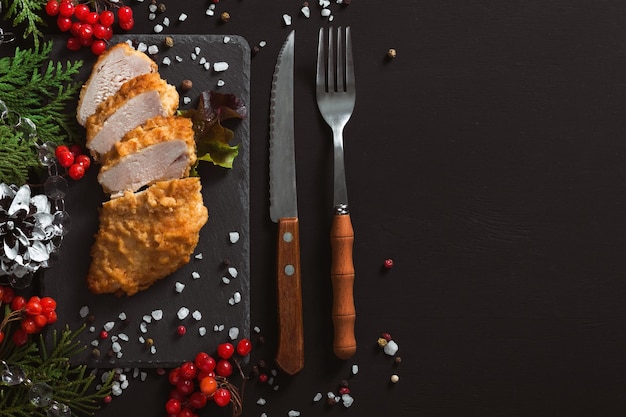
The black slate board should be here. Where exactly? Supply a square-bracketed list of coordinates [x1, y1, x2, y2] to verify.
[42, 34, 250, 368]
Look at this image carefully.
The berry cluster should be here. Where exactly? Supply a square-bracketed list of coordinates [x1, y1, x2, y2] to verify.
[45, 0, 134, 55]
[0, 286, 58, 346]
[165, 339, 252, 417]
[55, 144, 91, 180]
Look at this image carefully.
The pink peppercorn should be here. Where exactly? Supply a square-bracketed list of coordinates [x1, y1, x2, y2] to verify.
[383, 258, 394, 269]
[177, 325, 187, 336]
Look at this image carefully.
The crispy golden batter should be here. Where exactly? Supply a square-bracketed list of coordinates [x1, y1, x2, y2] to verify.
[87, 178, 208, 296]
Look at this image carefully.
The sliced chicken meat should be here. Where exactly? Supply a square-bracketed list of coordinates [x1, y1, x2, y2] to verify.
[76, 42, 157, 126]
[85, 73, 179, 161]
[98, 116, 197, 195]
[87, 177, 209, 296]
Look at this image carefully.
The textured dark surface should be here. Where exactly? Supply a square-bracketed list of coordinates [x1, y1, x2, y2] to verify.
[43, 34, 250, 368]
[4, 0, 626, 416]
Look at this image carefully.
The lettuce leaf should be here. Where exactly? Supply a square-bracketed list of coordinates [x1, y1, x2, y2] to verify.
[181, 90, 247, 170]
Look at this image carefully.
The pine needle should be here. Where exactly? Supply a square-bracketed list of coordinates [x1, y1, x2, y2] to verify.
[0, 0, 46, 49]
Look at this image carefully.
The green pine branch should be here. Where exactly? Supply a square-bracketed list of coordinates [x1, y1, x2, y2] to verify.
[0, 0, 46, 49]
[0, 40, 83, 185]
[0, 325, 113, 417]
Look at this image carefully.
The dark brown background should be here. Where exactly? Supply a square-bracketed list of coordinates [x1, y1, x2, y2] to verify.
[4, 0, 626, 415]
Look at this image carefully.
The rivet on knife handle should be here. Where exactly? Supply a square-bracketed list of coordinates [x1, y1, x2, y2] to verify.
[275, 217, 304, 375]
[330, 212, 356, 360]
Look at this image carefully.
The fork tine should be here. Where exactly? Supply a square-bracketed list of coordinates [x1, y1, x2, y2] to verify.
[316, 28, 326, 95]
[345, 26, 355, 93]
[336, 27, 344, 92]
[327, 27, 335, 93]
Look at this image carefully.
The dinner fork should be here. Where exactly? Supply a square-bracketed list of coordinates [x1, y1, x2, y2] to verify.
[316, 26, 357, 360]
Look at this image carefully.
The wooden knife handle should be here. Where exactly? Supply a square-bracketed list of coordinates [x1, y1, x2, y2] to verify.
[330, 213, 356, 360]
[275, 217, 304, 375]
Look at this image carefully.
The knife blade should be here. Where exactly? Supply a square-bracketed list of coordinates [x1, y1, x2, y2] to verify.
[269, 30, 304, 375]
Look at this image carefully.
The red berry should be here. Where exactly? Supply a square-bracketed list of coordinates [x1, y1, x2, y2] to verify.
[217, 342, 234, 359]
[69, 21, 82, 36]
[117, 6, 133, 23]
[78, 23, 93, 40]
[10, 295, 26, 311]
[40, 297, 57, 313]
[100, 10, 115, 27]
[74, 154, 91, 169]
[55, 145, 70, 159]
[33, 314, 48, 329]
[178, 408, 195, 417]
[21, 317, 39, 334]
[57, 149, 75, 167]
[188, 391, 207, 409]
[25, 298, 42, 316]
[168, 388, 185, 402]
[13, 328, 28, 346]
[45, 310, 58, 324]
[74, 4, 90, 21]
[0, 331, 4, 344]
[85, 11, 99, 25]
[1, 286, 14, 303]
[57, 15, 72, 32]
[177, 325, 187, 336]
[179, 361, 197, 380]
[91, 39, 107, 55]
[383, 258, 394, 269]
[215, 359, 233, 377]
[165, 398, 181, 415]
[58, 1, 74, 17]
[176, 378, 194, 396]
[168, 367, 181, 385]
[213, 388, 231, 407]
[68, 163, 85, 180]
[102, 26, 113, 40]
[79, 36, 93, 47]
[93, 23, 107, 39]
[338, 386, 351, 395]
[66, 37, 82, 51]
[45, 0, 60, 16]
[195, 352, 216, 372]
[119, 17, 134, 31]
[69, 144, 82, 156]
[236, 338, 252, 356]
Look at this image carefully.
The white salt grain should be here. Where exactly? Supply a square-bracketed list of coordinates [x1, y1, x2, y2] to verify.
[192, 310, 202, 321]
[384, 340, 399, 356]
[191, 271, 200, 279]
[217, 79, 225, 87]
[140, 371, 148, 381]
[140, 322, 148, 333]
[112, 342, 122, 353]
[222, 276, 231, 284]
[143, 315, 152, 323]
[118, 312, 127, 321]
[228, 297, 235, 306]
[150, 345, 157, 354]
[148, 12, 156, 20]
[137, 42, 147, 53]
[148, 4, 157, 12]
[191, 53, 197, 60]
[89, 326, 95, 333]
[254, 326, 261, 333]
[179, 13, 188, 22]
[177, 307, 190, 320]
[162, 56, 171, 66]
[183, 96, 192, 104]
[321, 8, 331, 17]
[313, 392, 323, 402]
[229, 231, 240, 243]
[320, 0, 331, 6]
[152, 309, 163, 320]
[283, 14, 292, 26]
[138, 336, 145, 344]
[219, 324, 225, 331]
[194, 47, 201, 55]
[119, 333, 129, 342]
[259, 40, 267, 48]
[228, 326, 239, 339]
[163, 17, 170, 26]
[233, 291, 241, 303]
[195, 253, 203, 260]
[206, 8, 214, 16]
[223, 36, 231, 43]
[91, 340, 99, 347]
[79, 306, 89, 318]
[199, 327, 207, 336]
[213, 324, 220, 331]
[111, 335, 118, 342]
[153, 24, 163, 34]
[228, 266, 238, 278]
[175, 55, 183, 62]
[104, 321, 115, 331]
[301, 6, 311, 18]
[256, 398, 266, 405]
[213, 62, 229, 72]
[288, 411, 301, 417]
[199, 57, 207, 65]
[175, 282, 185, 293]
[204, 62, 211, 70]
[342, 393, 354, 407]
[352, 364, 359, 375]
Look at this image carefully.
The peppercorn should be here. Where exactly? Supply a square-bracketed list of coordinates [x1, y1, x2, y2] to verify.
[257, 335, 266, 345]
[87, 314, 96, 323]
[377, 337, 388, 347]
[326, 396, 338, 406]
[394, 356, 402, 365]
[381, 332, 392, 341]
[390, 374, 400, 384]
[164, 36, 174, 48]
[303, 1, 309, 6]
[257, 359, 267, 369]
[252, 46, 260, 56]
[145, 338, 154, 347]
[91, 348, 100, 359]
[180, 79, 193, 92]
[250, 365, 260, 377]
[343, 0, 351, 4]
[387, 48, 397, 59]
[221, 11, 231, 23]
[383, 258, 394, 269]
[222, 258, 231, 266]
[339, 379, 349, 388]
[158, 3, 166, 13]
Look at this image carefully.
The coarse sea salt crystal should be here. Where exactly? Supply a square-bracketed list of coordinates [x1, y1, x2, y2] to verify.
[140, 371, 148, 381]
[175, 55, 183, 62]
[191, 52, 197, 60]
[213, 62, 229, 72]
[301, 6, 311, 18]
[233, 292, 241, 304]
[140, 322, 148, 333]
[320, 0, 331, 6]
[183, 96, 192, 105]
[217, 79, 225, 87]
[199, 327, 207, 336]
[329, 15, 334, 22]
[104, 321, 115, 331]
[143, 315, 152, 323]
[321, 8, 331, 17]
[206, 8, 214, 16]
[118, 312, 127, 321]
[283, 14, 292, 26]
[228, 297, 235, 306]
[204, 62, 211, 70]
[384, 340, 399, 356]
[112, 342, 122, 353]
[228, 327, 239, 339]
[195, 253, 203, 260]
[257, 398, 266, 405]
[148, 3, 157, 12]
[191, 271, 200, 279]
[229, 231, 240, 243]
[223, 36, 231, 43]
[162, 56, 171, 66]
[313, 392, 323, 402]
[352, 364, 359, 375]
[228, 266, 238, 278]
[79, 306, 89, 318]
[153, 24, 163, 34]
[194, 46, 201, 55]
[148, 12, 156, 21]
[192, 310, 202, 321]
[288, 411, 301, 417]
[91, 340, 99, 347]
[259, 40, 267, 48]
[137, 42, 147, 53]
[342, 393, 354, 407]
[152, 309, 163, 320]
[150, 345, 157, 354]
[213, 324, 220, 332]
[111, 335, 118, 342]
[163, 17, 170, 26]
[175, 282, 185, 293]
[199, 57, 207, 65]
[177, 307, 190, 320]
[119, 333, 129, 342]
[222, 276, 230, 284]
[89, 326, 95, 333]
[179, 13, 188, 22]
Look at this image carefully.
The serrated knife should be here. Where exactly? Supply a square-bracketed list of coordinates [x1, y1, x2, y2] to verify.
[269, 30, 304, 375]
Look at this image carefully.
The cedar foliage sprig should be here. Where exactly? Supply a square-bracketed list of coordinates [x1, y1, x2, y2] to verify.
[0, 0, 46, 49]
[0, 40, 83, 185]
[0, 323, 113, 417]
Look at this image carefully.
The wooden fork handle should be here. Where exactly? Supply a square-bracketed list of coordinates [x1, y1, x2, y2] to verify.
[330, 213, 356, 360]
